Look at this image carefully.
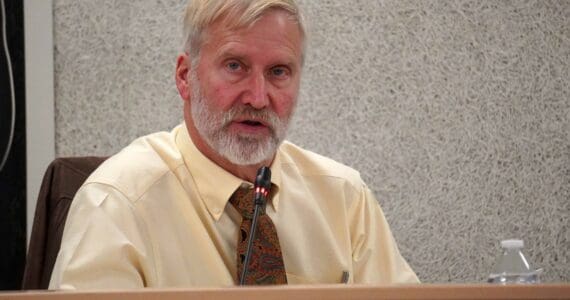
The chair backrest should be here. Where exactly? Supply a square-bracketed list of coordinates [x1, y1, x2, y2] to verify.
[21, 156, 108, 290]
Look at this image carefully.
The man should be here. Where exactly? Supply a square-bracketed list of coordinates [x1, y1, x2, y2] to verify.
[49, 0, 418, 289]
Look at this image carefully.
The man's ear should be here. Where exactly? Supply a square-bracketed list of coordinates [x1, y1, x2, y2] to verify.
[175, 53, 191, 101]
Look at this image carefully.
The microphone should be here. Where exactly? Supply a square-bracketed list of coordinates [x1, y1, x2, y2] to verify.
[239, 166, 271, 285]
[253, 166, 271, 205]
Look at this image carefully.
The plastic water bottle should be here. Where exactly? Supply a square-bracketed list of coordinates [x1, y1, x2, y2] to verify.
[487, 239, 541, 284]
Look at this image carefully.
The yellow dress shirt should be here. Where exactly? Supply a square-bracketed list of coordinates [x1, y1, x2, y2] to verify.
[49, 124, 419, 289]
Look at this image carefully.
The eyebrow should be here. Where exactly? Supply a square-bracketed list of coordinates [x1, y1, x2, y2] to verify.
[215, 43, 300, 68]
[216, 49, 247, 63]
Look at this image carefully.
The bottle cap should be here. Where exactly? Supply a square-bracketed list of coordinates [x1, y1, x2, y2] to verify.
[501, 239, 524, 249]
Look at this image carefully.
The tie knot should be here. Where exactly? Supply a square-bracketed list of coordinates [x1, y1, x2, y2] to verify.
[230, 186, 265, 219]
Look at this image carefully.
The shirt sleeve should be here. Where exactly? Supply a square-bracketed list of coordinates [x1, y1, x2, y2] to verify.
[348, 184, 420, 284]
[49, 183, 156, 290]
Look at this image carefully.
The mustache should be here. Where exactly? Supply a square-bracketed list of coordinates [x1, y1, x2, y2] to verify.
[222, 105, 281, 129]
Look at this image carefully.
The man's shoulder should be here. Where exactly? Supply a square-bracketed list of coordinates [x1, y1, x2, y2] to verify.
[85, 130, 184, 202]
[279, 141, 363, 189]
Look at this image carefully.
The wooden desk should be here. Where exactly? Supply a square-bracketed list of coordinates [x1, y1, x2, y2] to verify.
[1, 284, 569, 300]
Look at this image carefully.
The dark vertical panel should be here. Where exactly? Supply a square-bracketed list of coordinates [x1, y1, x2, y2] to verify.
[0, 0, 26, 291]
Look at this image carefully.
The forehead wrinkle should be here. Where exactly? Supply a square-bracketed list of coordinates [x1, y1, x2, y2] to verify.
[202, 11, 302, 66]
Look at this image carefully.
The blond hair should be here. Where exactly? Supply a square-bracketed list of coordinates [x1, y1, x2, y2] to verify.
[183, 0, 305, 64]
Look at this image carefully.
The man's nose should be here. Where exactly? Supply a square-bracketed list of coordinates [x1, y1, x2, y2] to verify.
[242, 72, 269, 109]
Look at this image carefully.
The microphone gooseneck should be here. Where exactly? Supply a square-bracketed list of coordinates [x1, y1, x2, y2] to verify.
[239, 166, 271, 285]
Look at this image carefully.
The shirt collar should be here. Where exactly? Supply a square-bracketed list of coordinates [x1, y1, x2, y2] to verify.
[175, 124, 283, 221]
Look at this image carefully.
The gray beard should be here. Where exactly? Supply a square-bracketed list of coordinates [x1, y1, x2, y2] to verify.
[189, 73, 290, 166]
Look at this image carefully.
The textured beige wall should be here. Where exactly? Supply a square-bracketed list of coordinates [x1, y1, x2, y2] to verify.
[53, 0, 569, 283]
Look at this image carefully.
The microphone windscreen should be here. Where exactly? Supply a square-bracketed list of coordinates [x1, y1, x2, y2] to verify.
[255, 166, 271, 189]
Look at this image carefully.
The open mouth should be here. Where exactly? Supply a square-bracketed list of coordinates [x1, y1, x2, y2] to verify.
[239, 120, 264, 127]
[231, 119, 271, 135]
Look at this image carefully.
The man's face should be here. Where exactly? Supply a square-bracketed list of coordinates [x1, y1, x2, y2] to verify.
[188, 9, 303, 166]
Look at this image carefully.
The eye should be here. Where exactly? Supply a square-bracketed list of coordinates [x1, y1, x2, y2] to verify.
[225, 60, 243, 72]
[269, 66, 290, 79]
